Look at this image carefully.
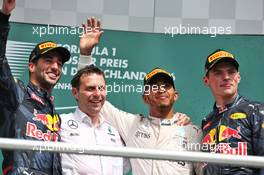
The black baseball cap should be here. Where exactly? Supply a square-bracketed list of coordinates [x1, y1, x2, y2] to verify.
[144, 67, 175, 89]
[29, 41, 70, 64]
[205, 49, 239, 74]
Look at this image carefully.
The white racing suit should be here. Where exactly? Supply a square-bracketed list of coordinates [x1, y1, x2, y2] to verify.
[101, 101, 203, 175]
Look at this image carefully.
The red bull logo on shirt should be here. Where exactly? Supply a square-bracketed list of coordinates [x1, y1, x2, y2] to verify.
[202, 128, 216, 144]
[218, 142, 247, 155]
[202, 125, 241, 144]
[26, 122, 59, 141]
[33, 112, 60, 132]
[202, 125, 247, 155]
[219, 125, 241, 141]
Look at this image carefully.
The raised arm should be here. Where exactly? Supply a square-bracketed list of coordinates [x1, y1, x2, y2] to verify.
[0, 0, 19, 111]
[80, 17, 103, 55]
[78, 17, 103, 69]
[1, 0, 16, 15]
[77, 19, 138, 141]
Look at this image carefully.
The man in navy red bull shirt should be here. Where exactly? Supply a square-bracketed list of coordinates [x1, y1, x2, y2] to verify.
[0, 0, 70, 174]
[202, 49, 264, 174]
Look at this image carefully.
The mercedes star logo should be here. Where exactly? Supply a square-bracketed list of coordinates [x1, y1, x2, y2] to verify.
[68, 119, 78, 129]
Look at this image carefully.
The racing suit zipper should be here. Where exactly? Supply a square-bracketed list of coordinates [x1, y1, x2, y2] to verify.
[151, 121, 161, 175]
[47, 97, 56, 174]
[216, 110, 228, 175]
[216, 118, 222, 175]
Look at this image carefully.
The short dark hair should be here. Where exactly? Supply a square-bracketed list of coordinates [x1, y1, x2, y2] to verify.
[71, 65, 105, 89]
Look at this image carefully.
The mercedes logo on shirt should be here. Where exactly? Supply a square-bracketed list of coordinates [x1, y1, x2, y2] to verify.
[68, 120, 78, 129]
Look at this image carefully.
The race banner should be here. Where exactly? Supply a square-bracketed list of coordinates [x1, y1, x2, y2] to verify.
[6, 22, 264, 125]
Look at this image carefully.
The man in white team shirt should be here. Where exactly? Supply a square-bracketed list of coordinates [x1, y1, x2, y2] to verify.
[78, 19, 203, 175]
[60, 65, 124, 175]
[60, 18, 126, 175]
